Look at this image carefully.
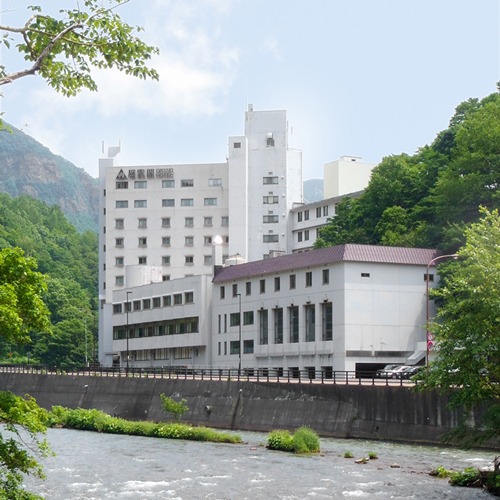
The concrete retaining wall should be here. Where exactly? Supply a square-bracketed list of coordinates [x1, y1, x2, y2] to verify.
[0, 373, 475, 445]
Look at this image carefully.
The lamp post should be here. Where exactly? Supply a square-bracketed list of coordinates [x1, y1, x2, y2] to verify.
[83, 314, 88, 366]
[426, 253, 458, 367]
[126, 291, 132, 375]
[236, 293, 242, 373]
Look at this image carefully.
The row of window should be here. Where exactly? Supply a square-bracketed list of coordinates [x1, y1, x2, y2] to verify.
[113, 318, 199, 339]
[297, 205, 328, 222]
[116, 179, 222, 190]
[112, 293, 194, 313]
[218, 303, 333, 345]
[114, 254, 215, 270]
[114, 216, 229, 229]
[219, 339, 254, 355]
[220, 269, 330, 300]
[114, 235, 228, 248]
[120, 347, 194, 362]
[116, 198, 219, 209]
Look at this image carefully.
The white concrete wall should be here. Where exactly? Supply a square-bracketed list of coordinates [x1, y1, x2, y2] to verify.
[324, 156, 375, 199]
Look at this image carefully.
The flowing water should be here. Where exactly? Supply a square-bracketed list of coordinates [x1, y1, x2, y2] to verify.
[24, 428, 496, 499]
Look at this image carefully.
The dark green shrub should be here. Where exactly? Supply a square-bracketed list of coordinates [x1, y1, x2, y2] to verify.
[267, 430, 293, 451]
[449, 467, 481, 487]
[291, 427, 320, 453]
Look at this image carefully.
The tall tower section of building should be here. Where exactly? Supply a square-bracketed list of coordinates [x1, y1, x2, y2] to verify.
[228, 106, 302, 261]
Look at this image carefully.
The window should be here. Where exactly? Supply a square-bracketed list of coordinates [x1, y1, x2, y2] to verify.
[138, 256, 147, 265]
[204, 198, 217, 206]
[134, 200, 147, 208]
[162, 256, 170, 265]
[425, 273, 434, 282]
[162, 237, 171, 246]
[115, 238, 124, 247]
[274, 308, 283, 344]
[185, 255, 194, 265]
[246, 281, 251, 296]
[133, 300, 141, 311]
[230, 341, 240, 355]
[260, 279, 265, 293]
[222, 216, 229, 226]
[209, 178, 222, 186]
[259, 309, 268, 345]
[134, 181, 147, 189]
[115, 219, 124, 229]
[162, 199, 175, 207]
[115, 257, 124, 266]
[220, 286, 225, 299]
[304, 230, 310, 241]
[297, 212, 303, 222]
[115, 276, 124, 286]
[230, 313, 240, 326]
[263, 215, 279, 223]
[138, 218, 147, 228]
[143, 299, 151, 310]
[298, 232, 303, 243]
[174, 294, 182, 305]
[361, 273, 371, 278]
[181, 179, 194, 187]
[316, 207, 322, 218]
[263, 176, 278, 185]
[232, 284, 238, 297]
[304, 210, 309, 221]
[162, 180, 175, 188]
[163, 295, 171, 307]
[163, 275, 171, 281]
[204, 236, 212, 245]
[322, 302, 333, 341]
[274, 277, 280, 292]
[116, 200, 128, 208]
[266, 136, 275, 147]
[323, 205, 328, 216]
[263, 234, 279, 243]
[306, 271, 312, 287]
[185, 217, 194, 227]
[185, 292, 194, 303]
[233, 142, 241, 149]
[289, 274, 296, 290]
[243, 340, 254, 354]
[204, 217, 213, 227]
[290, 306, 299, 343]
[204, 255, 212, 265]
[185, 236, 193, 246]
[305, 304, 315, 342]
[243, 311, 254, 325]
[124, 301, 131, 312]
[263, 196, 279, 204]
[116, 181, 128, 189]
[181, 199, 194, 206]
[138, 237, 147, 247]
[322, 269, 329, 285]
[153, 297, 161, 308]
[113, 304, 122, 314]
[162, 217, 170, 227]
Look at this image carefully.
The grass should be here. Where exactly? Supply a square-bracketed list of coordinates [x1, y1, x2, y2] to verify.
[344, 451, 354, 458]
[267, 427, 320, 454]
[45, 406, 242, 444]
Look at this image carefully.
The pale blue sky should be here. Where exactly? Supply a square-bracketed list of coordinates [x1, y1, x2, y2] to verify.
[1, 0, 499, 180]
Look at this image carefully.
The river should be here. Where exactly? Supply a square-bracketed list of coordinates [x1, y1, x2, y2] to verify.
[24, 428, 495, 499]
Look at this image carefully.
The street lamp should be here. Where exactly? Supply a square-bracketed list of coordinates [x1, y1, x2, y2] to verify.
[126, 291, 132, 375]
[426, 253, 459, 367]
[236, 293, 242, 373]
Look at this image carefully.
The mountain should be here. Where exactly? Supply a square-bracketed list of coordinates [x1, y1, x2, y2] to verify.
[0, 125, 98, 232]
[303, 178, 324, 203]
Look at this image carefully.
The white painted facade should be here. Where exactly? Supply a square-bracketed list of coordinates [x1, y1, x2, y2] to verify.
[324, 156, 375, 199]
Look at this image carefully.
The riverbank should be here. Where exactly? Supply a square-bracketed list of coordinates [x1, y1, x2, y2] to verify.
[0, 372, 495, 447]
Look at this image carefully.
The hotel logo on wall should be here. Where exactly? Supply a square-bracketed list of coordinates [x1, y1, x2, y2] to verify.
[116, 168, 174, 180]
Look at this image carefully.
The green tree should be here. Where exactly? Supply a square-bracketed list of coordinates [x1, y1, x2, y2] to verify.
[419, 208, 500, 447]
[160, 394, 189, 423]
[0, 0, 158, 96]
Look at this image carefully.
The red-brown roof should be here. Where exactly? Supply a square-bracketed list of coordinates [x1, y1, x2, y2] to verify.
[213, 244, 441, 283]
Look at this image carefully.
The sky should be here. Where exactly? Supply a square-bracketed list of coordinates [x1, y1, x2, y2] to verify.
[0, 0, 499, 180]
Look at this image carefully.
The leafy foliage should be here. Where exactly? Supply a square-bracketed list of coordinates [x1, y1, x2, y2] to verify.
[267, 427, 320, 454]
[418, 208, 500, 447]
[160, 394, 189, 423]
[0, 391, 51, 499]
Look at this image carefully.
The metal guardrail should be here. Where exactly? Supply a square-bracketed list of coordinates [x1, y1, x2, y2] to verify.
[0, 364, 420, 387]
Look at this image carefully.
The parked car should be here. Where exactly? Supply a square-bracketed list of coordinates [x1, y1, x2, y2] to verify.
[399, 365, 425, 380]
[375, 364, 404, 378]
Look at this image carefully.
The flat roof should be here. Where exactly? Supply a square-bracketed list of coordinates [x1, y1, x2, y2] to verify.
[213, 244, 441, 283]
